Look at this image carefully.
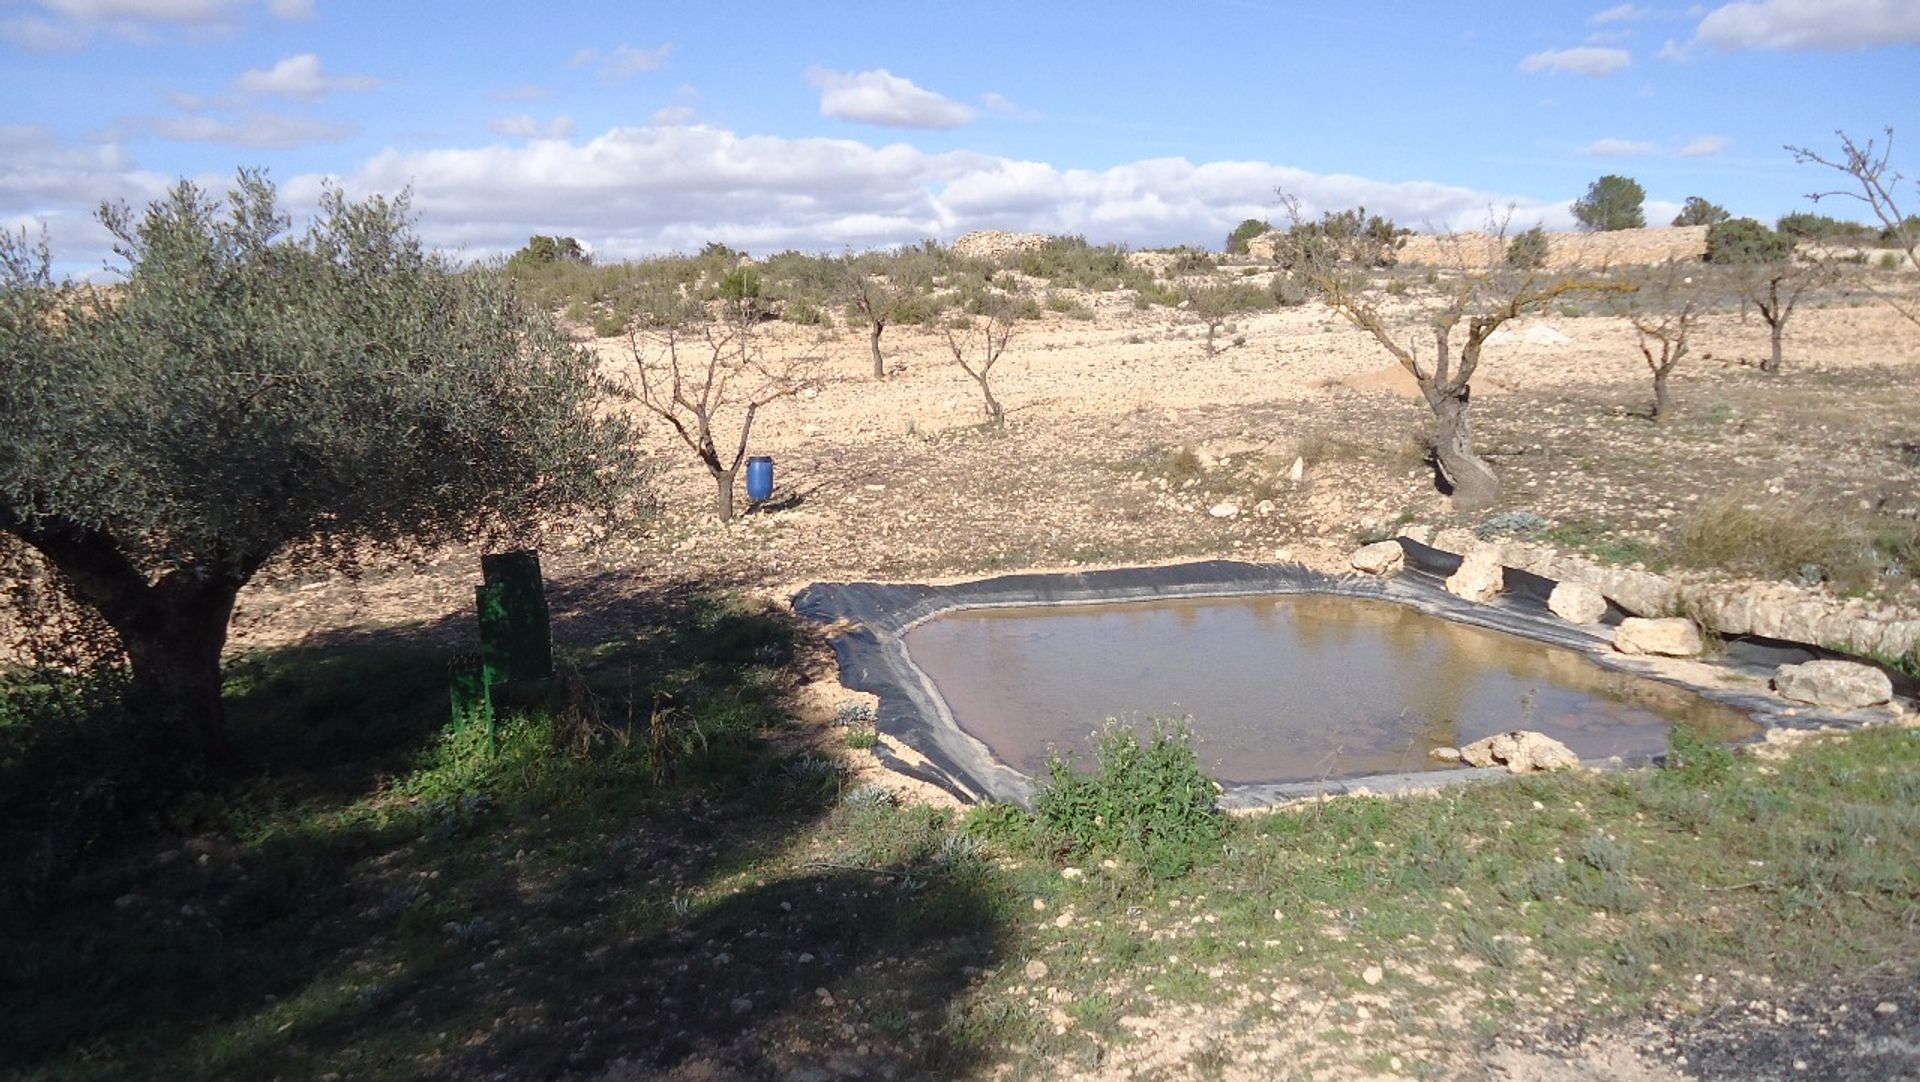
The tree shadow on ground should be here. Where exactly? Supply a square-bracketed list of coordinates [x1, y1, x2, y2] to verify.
[2, 575, 1007, 1079]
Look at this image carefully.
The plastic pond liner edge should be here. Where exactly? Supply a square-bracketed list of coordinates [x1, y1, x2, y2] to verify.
[791, 550, 1905, 810]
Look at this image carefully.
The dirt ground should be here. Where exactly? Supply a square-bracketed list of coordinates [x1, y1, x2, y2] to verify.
[211, 279, 1920, 1081]
[228, 285, 1920, 656]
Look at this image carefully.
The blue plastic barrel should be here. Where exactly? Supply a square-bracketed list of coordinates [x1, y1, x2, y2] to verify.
[745, 455, 774, 503]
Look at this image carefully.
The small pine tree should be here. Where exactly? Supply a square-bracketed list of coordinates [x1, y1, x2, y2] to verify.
[1671, 196, 1730, 228]
[1224, 217, 1271, 254]
[1572, 175, 1647, 232]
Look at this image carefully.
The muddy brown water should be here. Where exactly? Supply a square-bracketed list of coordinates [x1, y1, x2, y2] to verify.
[902, 594, 1760, 785]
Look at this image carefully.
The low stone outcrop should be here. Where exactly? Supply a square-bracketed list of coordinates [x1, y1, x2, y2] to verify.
[1772, 660, 1894, 710]
[948, 230, 1055, 261]
[1458, 731, 1580, 773]
[1612, 617, 1704, 657]
[1350, 541, 1405, 576]
[1399, 526, 1920, 661]
[1547, 581, 1608, 624]
[1445, 547, 1504, 602]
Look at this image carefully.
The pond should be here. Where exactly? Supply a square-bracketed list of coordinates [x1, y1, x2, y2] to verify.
[903, 593, 1760, 785]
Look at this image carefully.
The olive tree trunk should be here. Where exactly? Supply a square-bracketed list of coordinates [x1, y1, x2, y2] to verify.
[1424, 386, 1502, 512]
[869, 321, 887, 380]
[12, 518, 249, 764]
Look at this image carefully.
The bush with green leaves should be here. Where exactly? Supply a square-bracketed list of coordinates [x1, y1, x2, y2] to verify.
[507, 234, 590, 268]
[1032, 719, 1224, 878]
[0, 173, 639, 770]
[1706, 217, 1794, 264]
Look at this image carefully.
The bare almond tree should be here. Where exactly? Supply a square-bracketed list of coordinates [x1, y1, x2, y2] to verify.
[1628, 262, 1704, 421]
[942, 301, 1016, 427]
[1788, 127, 1918, 326]
[625, 288, 816, 522]
[1279, 197, 1624, 510]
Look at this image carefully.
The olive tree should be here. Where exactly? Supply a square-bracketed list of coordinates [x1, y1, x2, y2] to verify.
[837, 246, 934, 379]
[1181, 281, 1271, 357]
[1279, 197, 1622, 511]
[0, 174, 638, 764]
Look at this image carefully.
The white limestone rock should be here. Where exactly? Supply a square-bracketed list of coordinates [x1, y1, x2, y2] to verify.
[1547, 581, 1608, 624]
[1772, 660, 1894, 710]
[1350, 541, 1406, 576]
[1445, 547, 1505, 603]
[1612, 617, 1703, 657]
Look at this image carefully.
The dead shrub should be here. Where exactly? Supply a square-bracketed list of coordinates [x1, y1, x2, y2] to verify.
[1672, 496, 1901, 591]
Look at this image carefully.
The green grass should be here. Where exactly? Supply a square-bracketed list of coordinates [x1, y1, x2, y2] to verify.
[5, 591, 1919, 1078]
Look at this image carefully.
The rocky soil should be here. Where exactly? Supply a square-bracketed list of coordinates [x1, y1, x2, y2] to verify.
[225, 287, 1920, 661]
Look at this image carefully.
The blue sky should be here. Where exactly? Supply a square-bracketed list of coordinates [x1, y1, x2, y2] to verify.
[4, 0, 1917, 272]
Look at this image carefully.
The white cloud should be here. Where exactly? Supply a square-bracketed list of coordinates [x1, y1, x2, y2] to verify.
[569, 43, 672, 82]
[650, 85, 701, 126]
[142, 111, 353, 147]
[1678, 134, 1732, 156]
[0, 14, 90, 49]
[807, 67, 975, 129]
[981, 91, 1039, 119]
[3, 0, 308, 49]
[1693, 0, 1920, 50]
[1592, 4, 1652, 22]
[235, 53, 376, 101]
[0, 125, 171, 264]
[493, 83, 552, 102]
[488, 114, 575, 140]
[1585, 137, 1657, 156]
[35, 0, 239, 22]
[1519, 46, 1632, 75]
[607, 42, 671, 78]
[263, 125, 1571, 263]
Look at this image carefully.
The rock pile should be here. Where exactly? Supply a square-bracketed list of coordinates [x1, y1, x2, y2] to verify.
[1454, 731, 1581, 773]
[948, 230, 1055, 261]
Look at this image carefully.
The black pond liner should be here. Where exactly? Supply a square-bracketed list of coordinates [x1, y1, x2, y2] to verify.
[792, 546, 1895, 809]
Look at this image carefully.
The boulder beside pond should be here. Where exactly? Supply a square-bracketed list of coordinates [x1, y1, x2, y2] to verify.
[1445, 547, 1504, 603]
[1547, 581, 1608, 624]
[1772, 659, 1894, 710]
[1612, 617, 1703, 657]
[1349, 541, 1405, 576]
[1458, 731, 1581, 774]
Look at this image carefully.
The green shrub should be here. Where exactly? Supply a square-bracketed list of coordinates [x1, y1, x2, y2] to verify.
[1663, 721, 1736, 787]
[1032, 719, 1224, 878]
[1706, 218, 1793, 264]
[961, 800, 1037, 849]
